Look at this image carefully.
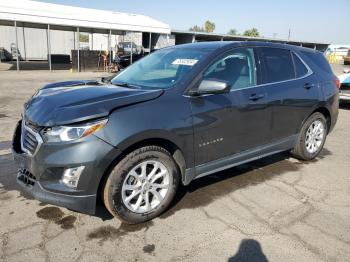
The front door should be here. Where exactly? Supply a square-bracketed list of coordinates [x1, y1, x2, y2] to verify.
[190, 47, 268, 166]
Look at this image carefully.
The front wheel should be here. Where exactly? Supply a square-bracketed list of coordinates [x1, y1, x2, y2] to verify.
[103, 146, 179, 224]
[291, 112, 328, 161]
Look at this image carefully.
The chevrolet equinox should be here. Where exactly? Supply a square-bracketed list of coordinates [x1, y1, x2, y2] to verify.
[12, 42, 339, 223]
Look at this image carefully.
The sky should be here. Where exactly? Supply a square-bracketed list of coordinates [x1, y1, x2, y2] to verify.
[40, 0, 349, 44]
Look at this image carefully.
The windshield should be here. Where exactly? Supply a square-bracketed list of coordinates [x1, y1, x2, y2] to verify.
[111, 48, 210, 89]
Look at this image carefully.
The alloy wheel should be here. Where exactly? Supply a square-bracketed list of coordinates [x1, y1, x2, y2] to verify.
[305, 120, 325, 154]
[122, 160, 170, 214]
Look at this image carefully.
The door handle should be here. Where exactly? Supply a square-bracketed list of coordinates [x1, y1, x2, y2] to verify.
[249, 94, 265, 101]
[304, 83, 314, 90]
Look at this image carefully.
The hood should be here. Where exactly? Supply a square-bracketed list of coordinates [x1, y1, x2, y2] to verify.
[42, 80, 100, 89]
[24, 82, 163, 127]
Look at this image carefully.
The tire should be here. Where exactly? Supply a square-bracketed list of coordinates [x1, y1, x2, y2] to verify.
[103, 146, 179, 224]
[291, 112, 328, 161]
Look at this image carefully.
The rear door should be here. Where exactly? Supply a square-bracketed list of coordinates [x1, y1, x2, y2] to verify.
[190, 47, 268, 166]
[256, 47, 319, 143]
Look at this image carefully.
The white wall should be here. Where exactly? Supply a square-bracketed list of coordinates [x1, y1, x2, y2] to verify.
[0, 25, 76, 60]
[90, 32, 142, 52]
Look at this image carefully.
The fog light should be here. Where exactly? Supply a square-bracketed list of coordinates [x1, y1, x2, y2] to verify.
[61, 166, 85, 188]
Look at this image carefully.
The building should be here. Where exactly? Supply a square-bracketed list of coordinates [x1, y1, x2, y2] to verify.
[0, 0, 329, 71]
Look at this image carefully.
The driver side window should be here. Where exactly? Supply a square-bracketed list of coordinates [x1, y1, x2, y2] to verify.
[203, 48, 257, 90]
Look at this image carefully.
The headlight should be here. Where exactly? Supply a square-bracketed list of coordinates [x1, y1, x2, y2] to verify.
[42, 118, 108, 142]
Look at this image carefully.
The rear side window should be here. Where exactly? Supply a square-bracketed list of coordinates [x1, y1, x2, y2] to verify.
[259, 48, 295, 83]
[292, 53, 308, 78]
[301, 51, 332, 74]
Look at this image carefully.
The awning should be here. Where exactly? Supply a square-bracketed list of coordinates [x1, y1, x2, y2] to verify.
[0, 0, 171, 34]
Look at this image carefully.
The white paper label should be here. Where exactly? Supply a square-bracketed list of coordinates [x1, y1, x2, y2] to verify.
[172, 59, 198, 66]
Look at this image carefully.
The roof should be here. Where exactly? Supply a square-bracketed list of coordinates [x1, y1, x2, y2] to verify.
[171, 41, 320, 53]
[172, 29, 329, 47]
[0, 0, 171, 34]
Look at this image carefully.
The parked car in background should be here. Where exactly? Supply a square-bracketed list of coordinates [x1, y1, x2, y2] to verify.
[12, 42, 339, 224]
[115, 52, 146, 69]
[338, 68, 350, 101]
[117, 41, 141, 55]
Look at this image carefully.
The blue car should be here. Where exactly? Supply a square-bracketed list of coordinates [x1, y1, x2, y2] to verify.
[339, 69, 350, 101]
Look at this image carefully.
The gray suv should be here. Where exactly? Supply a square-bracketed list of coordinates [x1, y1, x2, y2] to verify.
[12, 42, 339, 223]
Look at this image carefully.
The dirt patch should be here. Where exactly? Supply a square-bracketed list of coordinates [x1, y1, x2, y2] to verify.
[36, 207, 77, 229]
[0, 114, 7, 118]
[55, 215, 77, 229]
[87, 221, 154, 245]
[87, 225, 120, 243]
[143, 244, 155, 254]
[36, 207, 64, 221]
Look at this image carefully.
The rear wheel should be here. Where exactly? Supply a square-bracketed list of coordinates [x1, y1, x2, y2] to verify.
[291, 112, 327, 161]
[103, 146, 179, 224]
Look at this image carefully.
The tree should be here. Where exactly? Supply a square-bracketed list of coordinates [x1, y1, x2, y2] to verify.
[189, 20, 216, 33]
[204, 20, 215, 33]
[189, 25, 205, 32]
[243, 28, 260, 37]
[227, 29, 238, 36]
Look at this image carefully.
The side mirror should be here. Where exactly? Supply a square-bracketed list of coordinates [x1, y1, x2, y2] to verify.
[196, 79, 231, 95]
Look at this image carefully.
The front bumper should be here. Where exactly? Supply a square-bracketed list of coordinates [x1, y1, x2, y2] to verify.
[12, 120, 121, 214]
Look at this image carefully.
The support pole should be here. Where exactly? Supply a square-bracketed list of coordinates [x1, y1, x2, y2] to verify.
[91, 32, 93, 50]
[192, 34, 195, 43]
[22, 27, 27, 61]
[77, 27, 80, 72]
[149, 32, 152, 53]
[130, 32, 133, 65]
[47, 24, 52, 71]
[14, 21, 19, 71]
[109, 29, 112, 69]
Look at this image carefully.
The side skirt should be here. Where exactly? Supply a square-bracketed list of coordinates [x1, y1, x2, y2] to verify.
[183, 135, 298, 185]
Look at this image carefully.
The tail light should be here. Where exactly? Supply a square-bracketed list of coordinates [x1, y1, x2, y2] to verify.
[334, 76, 340, 89]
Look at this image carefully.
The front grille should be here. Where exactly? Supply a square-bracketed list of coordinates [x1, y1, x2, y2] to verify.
[17, 168, 37, 186]
[21, 121, 42, 155]
[22, 128, 39, 154]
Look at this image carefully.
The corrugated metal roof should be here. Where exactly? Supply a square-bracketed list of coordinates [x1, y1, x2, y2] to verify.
[0, 0, 171, 34]
[171, 29, 329, 46]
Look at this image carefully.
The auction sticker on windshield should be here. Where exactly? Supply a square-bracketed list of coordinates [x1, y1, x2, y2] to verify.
[172, 59, 198, 66]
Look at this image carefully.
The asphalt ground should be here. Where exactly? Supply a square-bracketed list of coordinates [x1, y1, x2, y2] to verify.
[0, 64, 349, 262]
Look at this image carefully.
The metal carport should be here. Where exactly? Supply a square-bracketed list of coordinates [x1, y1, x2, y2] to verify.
[0, 0, 171, 71]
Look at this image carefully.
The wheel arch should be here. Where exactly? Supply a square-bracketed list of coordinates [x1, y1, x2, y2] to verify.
[311, 106, 331, 133]
[96, 137, 187, 207]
